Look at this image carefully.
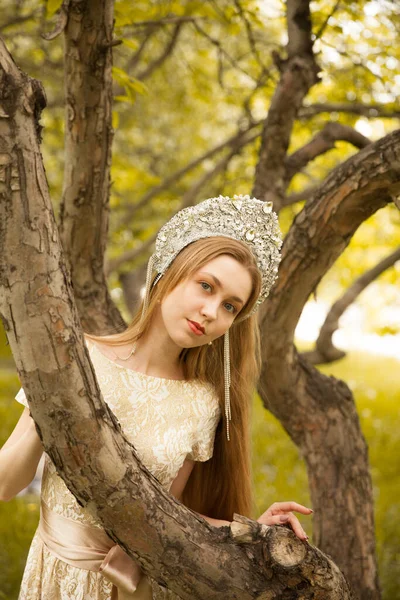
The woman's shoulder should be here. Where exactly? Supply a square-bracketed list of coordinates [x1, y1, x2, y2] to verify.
[185, 375, 215, 393]
[186, 378, 221, 416]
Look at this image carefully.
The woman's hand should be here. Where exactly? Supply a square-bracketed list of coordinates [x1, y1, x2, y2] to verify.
[256, 501, 313, 541]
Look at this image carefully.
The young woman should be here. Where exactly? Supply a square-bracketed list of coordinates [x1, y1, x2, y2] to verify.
[0, 195, 312, 599]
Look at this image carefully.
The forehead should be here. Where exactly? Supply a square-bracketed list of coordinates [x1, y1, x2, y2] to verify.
[197, 255, 247, 274]
[195, 255, 253, 297]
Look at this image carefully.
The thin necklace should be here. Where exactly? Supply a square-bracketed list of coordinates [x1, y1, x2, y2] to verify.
[109, 342, 137, 361]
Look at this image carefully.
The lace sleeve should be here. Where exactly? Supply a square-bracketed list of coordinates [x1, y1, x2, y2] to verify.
[188, 407, 221, 462]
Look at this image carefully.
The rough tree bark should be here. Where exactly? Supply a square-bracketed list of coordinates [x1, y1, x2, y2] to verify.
[56, 0, 125, 334]
[303, 246, 400, 364]
[257, 130, 400, 600]
[0, 36, 354, 600]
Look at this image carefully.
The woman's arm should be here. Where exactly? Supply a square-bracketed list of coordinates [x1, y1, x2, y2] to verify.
[0, 407, 44, 502]
[170, 460, 312, 535]
[197, 513, 231, 527]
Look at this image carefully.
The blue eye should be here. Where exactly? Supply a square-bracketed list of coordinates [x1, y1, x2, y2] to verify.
[225, 303, 236, 314]
[199, 282, 237, 314]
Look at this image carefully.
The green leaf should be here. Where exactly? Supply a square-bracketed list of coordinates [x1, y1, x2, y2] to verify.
[112, 110, 120, 129]
[121, 38, 140, 51]
[112, 67, 149, 97]
[46, 0, 64, 19]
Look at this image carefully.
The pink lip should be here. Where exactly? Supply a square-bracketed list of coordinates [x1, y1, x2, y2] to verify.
[187, 320, 204, 335]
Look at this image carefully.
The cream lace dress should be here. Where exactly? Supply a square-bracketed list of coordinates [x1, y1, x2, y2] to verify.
[15, 339, 221, 600]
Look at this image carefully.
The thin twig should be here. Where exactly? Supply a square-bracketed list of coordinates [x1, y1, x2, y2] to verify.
[314, 0, 341, 40]
[126, 16, 205, 28]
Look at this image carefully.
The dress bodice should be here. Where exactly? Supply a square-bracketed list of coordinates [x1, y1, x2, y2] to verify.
[15, 340, 221, 528]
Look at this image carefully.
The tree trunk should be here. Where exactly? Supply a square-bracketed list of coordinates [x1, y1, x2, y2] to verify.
[257, 128, 400, 599]
[252, 0, 319, 208]
[0, 36, 354, 600]
[58, 0, 125, 334]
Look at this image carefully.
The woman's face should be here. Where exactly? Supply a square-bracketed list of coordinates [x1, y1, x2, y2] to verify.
[160, 255, 253, 348]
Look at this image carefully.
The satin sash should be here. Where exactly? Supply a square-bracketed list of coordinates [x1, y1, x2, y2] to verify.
[38, 500, 152, 600]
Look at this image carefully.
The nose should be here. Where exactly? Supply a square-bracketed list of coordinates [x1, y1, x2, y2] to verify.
[200, 298, 219, 321]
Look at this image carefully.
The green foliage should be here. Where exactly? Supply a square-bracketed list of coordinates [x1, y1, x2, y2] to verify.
[112, 66, 149, 103]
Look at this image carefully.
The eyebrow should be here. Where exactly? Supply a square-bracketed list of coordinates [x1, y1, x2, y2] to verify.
[198, 272, 245, 305]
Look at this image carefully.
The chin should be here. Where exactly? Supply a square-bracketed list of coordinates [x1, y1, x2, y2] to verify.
[180, 337, 204, 350]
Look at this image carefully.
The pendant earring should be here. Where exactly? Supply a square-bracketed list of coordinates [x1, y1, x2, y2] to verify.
[208, 341, 212, 346]
[224, 329, 231, 441]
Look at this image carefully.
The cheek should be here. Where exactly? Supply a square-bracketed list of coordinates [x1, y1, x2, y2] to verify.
[162, 296, 178, 318]
[161, 283, 210, 322]
[176, 284, 197, 307]
[161, 289, 186, 318]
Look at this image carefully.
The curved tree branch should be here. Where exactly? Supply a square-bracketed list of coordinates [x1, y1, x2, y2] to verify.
[299, 102, 400, 120]
[302, 245, 400, 364]
[284, 122, 371, 183]
[129, 16, 205, 28]
[124, 26, 159, 73]
[192, 21, 260, 84]
[232, 0, 267, 70]
[41, 0, 70, 41]
[112, 21, 186, 97]
[314, 0, 341, 40]
[136, 23, 183, 81]
[282, 184, 319, 207]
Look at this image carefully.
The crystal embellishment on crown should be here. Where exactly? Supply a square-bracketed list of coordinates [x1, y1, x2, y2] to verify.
[152, 195, 283, 316]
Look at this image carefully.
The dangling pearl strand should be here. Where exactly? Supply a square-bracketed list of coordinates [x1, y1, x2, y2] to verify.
[224, 329, 232, 441]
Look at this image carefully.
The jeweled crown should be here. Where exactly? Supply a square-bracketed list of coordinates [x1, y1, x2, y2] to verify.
[151, 195, 283, 317]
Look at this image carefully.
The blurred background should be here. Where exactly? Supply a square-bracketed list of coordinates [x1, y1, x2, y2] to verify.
[0, 0, 399, 598]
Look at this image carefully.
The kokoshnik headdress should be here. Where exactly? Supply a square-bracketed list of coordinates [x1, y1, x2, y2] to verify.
[138, 194, 283, 441]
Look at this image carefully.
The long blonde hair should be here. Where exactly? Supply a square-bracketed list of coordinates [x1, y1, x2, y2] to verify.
[85, 236, 262, 521]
